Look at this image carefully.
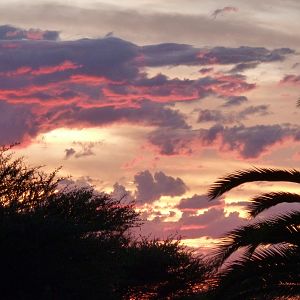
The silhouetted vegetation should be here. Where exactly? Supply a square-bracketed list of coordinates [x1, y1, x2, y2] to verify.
[207, 168, 300, 299]
[0, 147, 208, 299]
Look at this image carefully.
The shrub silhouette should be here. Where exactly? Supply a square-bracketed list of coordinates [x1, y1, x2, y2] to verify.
[0, 147, 208, 299]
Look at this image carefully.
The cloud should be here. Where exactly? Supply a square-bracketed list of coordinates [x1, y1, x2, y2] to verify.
[0, 33, 266, 110]
[0, 99, 190, 145]
[177, 194, 224, 211]
[199, 67, 214, 74]
[238, 105, 269, 119]
[0, 101, 38, 145]
[211, 6, 238, 19]
[143, 44, 293, 67]
[137, 207, 246, 240]
[198, 109, 233, 124]
[197, 105, 269, 124]
[222, 96, 248, 107]
[0, 26, 294, 147]
[110, 182, 135, 204]
[64, 141, 102, 159]
[1, 2, 299, 49]
[201, 124, 298, 158]
[64, 148, 76, 159]
[134, 170, 188, 203]
[229, 62, 259, 73]
[280, 74, 300, 85]
[148, 128, 195, 156]
[179, 208, 246, 238]
[51, 100, 190, 129]
[149, 123, 300, 158]
[0, 25, 59, 41]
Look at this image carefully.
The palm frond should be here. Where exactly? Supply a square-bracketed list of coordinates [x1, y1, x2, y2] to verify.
[247, 192, 300, 218]
[211, 245, 300, 300]
[208, 168, 300, 200]
[211, 211, 300, 267]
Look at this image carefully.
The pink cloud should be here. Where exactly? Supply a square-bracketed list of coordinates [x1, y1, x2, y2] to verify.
[0, 28, 294, 149]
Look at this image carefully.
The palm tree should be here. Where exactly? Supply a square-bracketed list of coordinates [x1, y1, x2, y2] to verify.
[207, 168, 300, 299]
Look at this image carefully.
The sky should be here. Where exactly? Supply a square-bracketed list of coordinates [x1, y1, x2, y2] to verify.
[1, 0, 300, 252]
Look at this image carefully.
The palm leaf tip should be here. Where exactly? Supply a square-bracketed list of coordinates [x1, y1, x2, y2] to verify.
[247, 192, 300, 218]
[208, 168, 300, 200]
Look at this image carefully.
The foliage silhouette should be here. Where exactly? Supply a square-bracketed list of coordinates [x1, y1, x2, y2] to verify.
[0, 147, 208, 299]
[121, 238, 207, 299]
[207, 167, 300, 299]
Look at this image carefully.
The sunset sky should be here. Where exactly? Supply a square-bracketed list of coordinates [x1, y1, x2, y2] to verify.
[1, 0, 300, 252]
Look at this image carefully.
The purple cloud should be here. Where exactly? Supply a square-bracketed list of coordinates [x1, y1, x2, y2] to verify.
[0, 101, 38, 145]
[64, 141, 102, 159]
[177, 194, 224, 211]
[0, 25, 295, 148]
[137, 207, 246, 241]
[223, 96, 248, 107]
[149, 123, 300, 159]
[143, 44, 293, 67]
[134, 170, 188, 203]
[0, 25, 59, 41]
[229, 62, 259, 73]
[197, 105, 269, 124]
[211, 6, 238, 19]
[280, 74, 300, 85]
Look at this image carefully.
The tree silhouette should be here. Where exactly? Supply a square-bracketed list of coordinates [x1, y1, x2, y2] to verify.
[207, 168, 300, 299]
[0, 147, 208, 299]
[121, 238, 207, 299]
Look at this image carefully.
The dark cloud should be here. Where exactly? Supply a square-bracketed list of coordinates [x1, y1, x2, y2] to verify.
[134, 170, 188, 203]
[51, 100, 190, 130]
[64, 148, 76, 159]
[143, 44, 293, 67]
[0, 26, 294, 148]
[211, 6, 238, 19]
[149, 123, 300, 158]
[198, 109, 232, 123]
[179, 209, 246, 238]
[0, 36, 139, 80]
[214, 47, 293, 64]
[142, 43, 199, 67]
[280, 74, 300, 85]
[177, 194, 224, 210]
[110, 183, 135, 204]
[0, 101, 38, 145]
[238, 105, 269, 119]
[222, 96, 248, 107]
[229, 62, 259, 73]
[58, 176, 99, 190]
[197, 105, 269, 124]
[138, 207, 246, 240]
[199, 67, 214, 74]
[0, 100, 190, 145]
[201, 124, 298, 158]
[0, 25, 59, 41]
[148, 128, 195, 156]
[64, 141, 102, 159]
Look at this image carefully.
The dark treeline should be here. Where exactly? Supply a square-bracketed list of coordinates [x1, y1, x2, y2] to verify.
[0, 148, 209, 299]
[0, 147, 299, 299]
